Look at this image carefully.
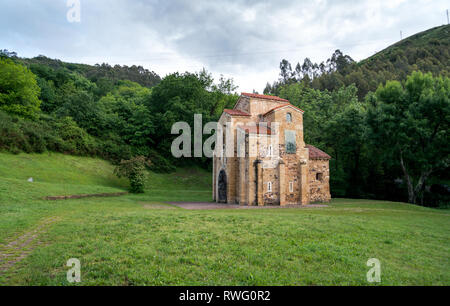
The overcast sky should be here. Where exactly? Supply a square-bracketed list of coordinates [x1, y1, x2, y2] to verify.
[1, 0, 448, 92]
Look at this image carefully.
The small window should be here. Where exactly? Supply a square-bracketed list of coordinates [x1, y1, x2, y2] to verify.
[267, 182, 272, 192]
[289, 181, 294, 193]
[316, 173, 323, 181]
[286, 113, 292, 123]
[268, 145, 273, 157]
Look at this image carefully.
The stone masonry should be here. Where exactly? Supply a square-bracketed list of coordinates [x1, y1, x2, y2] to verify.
[213, 93, 331, 206]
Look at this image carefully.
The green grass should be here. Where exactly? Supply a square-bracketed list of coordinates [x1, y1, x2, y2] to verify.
[0, 153, 449, 285]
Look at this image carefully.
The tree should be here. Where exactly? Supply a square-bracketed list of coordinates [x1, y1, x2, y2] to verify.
[0, 49, 17, 59]
[114, 156, 152, 193]
[279, 59, 293, 84]
[0, 58, 41, 118]
[367, 72, 450, 204]
[324, 100, 367, 197]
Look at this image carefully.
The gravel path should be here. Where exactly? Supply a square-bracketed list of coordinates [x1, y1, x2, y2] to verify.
[167, 202, 329, 210]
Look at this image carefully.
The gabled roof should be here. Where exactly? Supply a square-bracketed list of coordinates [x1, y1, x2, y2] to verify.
[306, 145, 331, 160]
[223, 109, 251, 116]
[241, 92, 290, 103]
[237, 125, 272, 135]
[263, 103, 305, 116]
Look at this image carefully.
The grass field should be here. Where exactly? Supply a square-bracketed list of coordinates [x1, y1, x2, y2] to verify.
[0, 153, 449, 286]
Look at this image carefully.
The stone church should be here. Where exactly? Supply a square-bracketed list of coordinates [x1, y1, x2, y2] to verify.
[213, 93, 331, 206]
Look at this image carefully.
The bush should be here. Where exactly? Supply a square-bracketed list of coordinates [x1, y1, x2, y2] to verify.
[114, 156, 152, 193]
[98, 134, 132, 163]
[21, 121, 47, 153]
[147, 150, 176, 173]
[0, 111, 27, 152]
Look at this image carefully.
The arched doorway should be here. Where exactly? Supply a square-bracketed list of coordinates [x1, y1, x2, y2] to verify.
[218, 170, 227, 203]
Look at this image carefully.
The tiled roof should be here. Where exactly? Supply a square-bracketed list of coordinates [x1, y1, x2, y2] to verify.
[306, 145, 331, 160]
[237, 125, 272, 135]
[241, 92, 290, 103]
[223, 109, 251, 116]
[263, 103, 305, 116]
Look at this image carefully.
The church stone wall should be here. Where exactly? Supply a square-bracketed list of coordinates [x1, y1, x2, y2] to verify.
[214, 94, 331, 206]
[308, 159, 331, 203]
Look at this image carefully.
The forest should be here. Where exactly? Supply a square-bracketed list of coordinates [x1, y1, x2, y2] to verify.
[0, 25, 449, 207]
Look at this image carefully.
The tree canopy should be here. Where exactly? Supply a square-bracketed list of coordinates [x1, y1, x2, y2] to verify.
[0, 58, 41, 118]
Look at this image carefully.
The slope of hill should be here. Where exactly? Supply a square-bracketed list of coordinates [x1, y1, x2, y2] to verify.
[358, 25, 449, 80]
[266, 25, 450, 99]
[0, 153, 211, 203]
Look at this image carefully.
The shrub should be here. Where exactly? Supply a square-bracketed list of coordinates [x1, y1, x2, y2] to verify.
[98, 134, 132, 163]
[114, 156, 151, 193]
[21, 121, 47, 153]
[0, 111, 27, 152]
[147, 150, 176, 173]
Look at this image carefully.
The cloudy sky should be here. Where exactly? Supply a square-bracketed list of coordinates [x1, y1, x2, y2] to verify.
[1, 0, 448, 92]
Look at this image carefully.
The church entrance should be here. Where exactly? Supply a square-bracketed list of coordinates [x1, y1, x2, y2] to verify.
[218, 170, 227, 203]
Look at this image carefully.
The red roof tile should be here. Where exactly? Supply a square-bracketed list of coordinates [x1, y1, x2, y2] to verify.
[237, 125, 272, 135]
[263, 103, 305, 116]
[241, 92, 290, 103]
[306, 145, 331, 160]
[223, 109, 251, 116]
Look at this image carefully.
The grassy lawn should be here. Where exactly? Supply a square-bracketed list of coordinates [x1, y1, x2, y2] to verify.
[0, 153, 449, 286]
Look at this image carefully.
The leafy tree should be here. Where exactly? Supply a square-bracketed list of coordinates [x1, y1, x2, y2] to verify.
[324, 100, 367, 197]
[148, 71, 236, 168]
[56, 90, 105, 136]
[367, 72, 450, 204]
[98, 81, 154, 148]
[0, 58, 41, 118]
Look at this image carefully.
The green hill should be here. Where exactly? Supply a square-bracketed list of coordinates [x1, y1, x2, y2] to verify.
[0, 153, 211, 203]
[327, 25, 450, 99]
[266, 25, 450, 99]
[358, 25, 450, 79]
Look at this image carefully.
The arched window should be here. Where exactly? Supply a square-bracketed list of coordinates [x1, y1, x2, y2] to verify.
[286, 112, 292, 123]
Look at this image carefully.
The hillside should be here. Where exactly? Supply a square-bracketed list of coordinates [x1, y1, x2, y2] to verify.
[329, 25, 450, 98]
[356, 25, 450, 83]
[266, 25, 450, 99]
[0, 153, 211, 203]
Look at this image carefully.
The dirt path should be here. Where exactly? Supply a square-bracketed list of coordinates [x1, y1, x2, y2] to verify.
[167, 202, 329, 210]
[0, 217, 60, 273]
